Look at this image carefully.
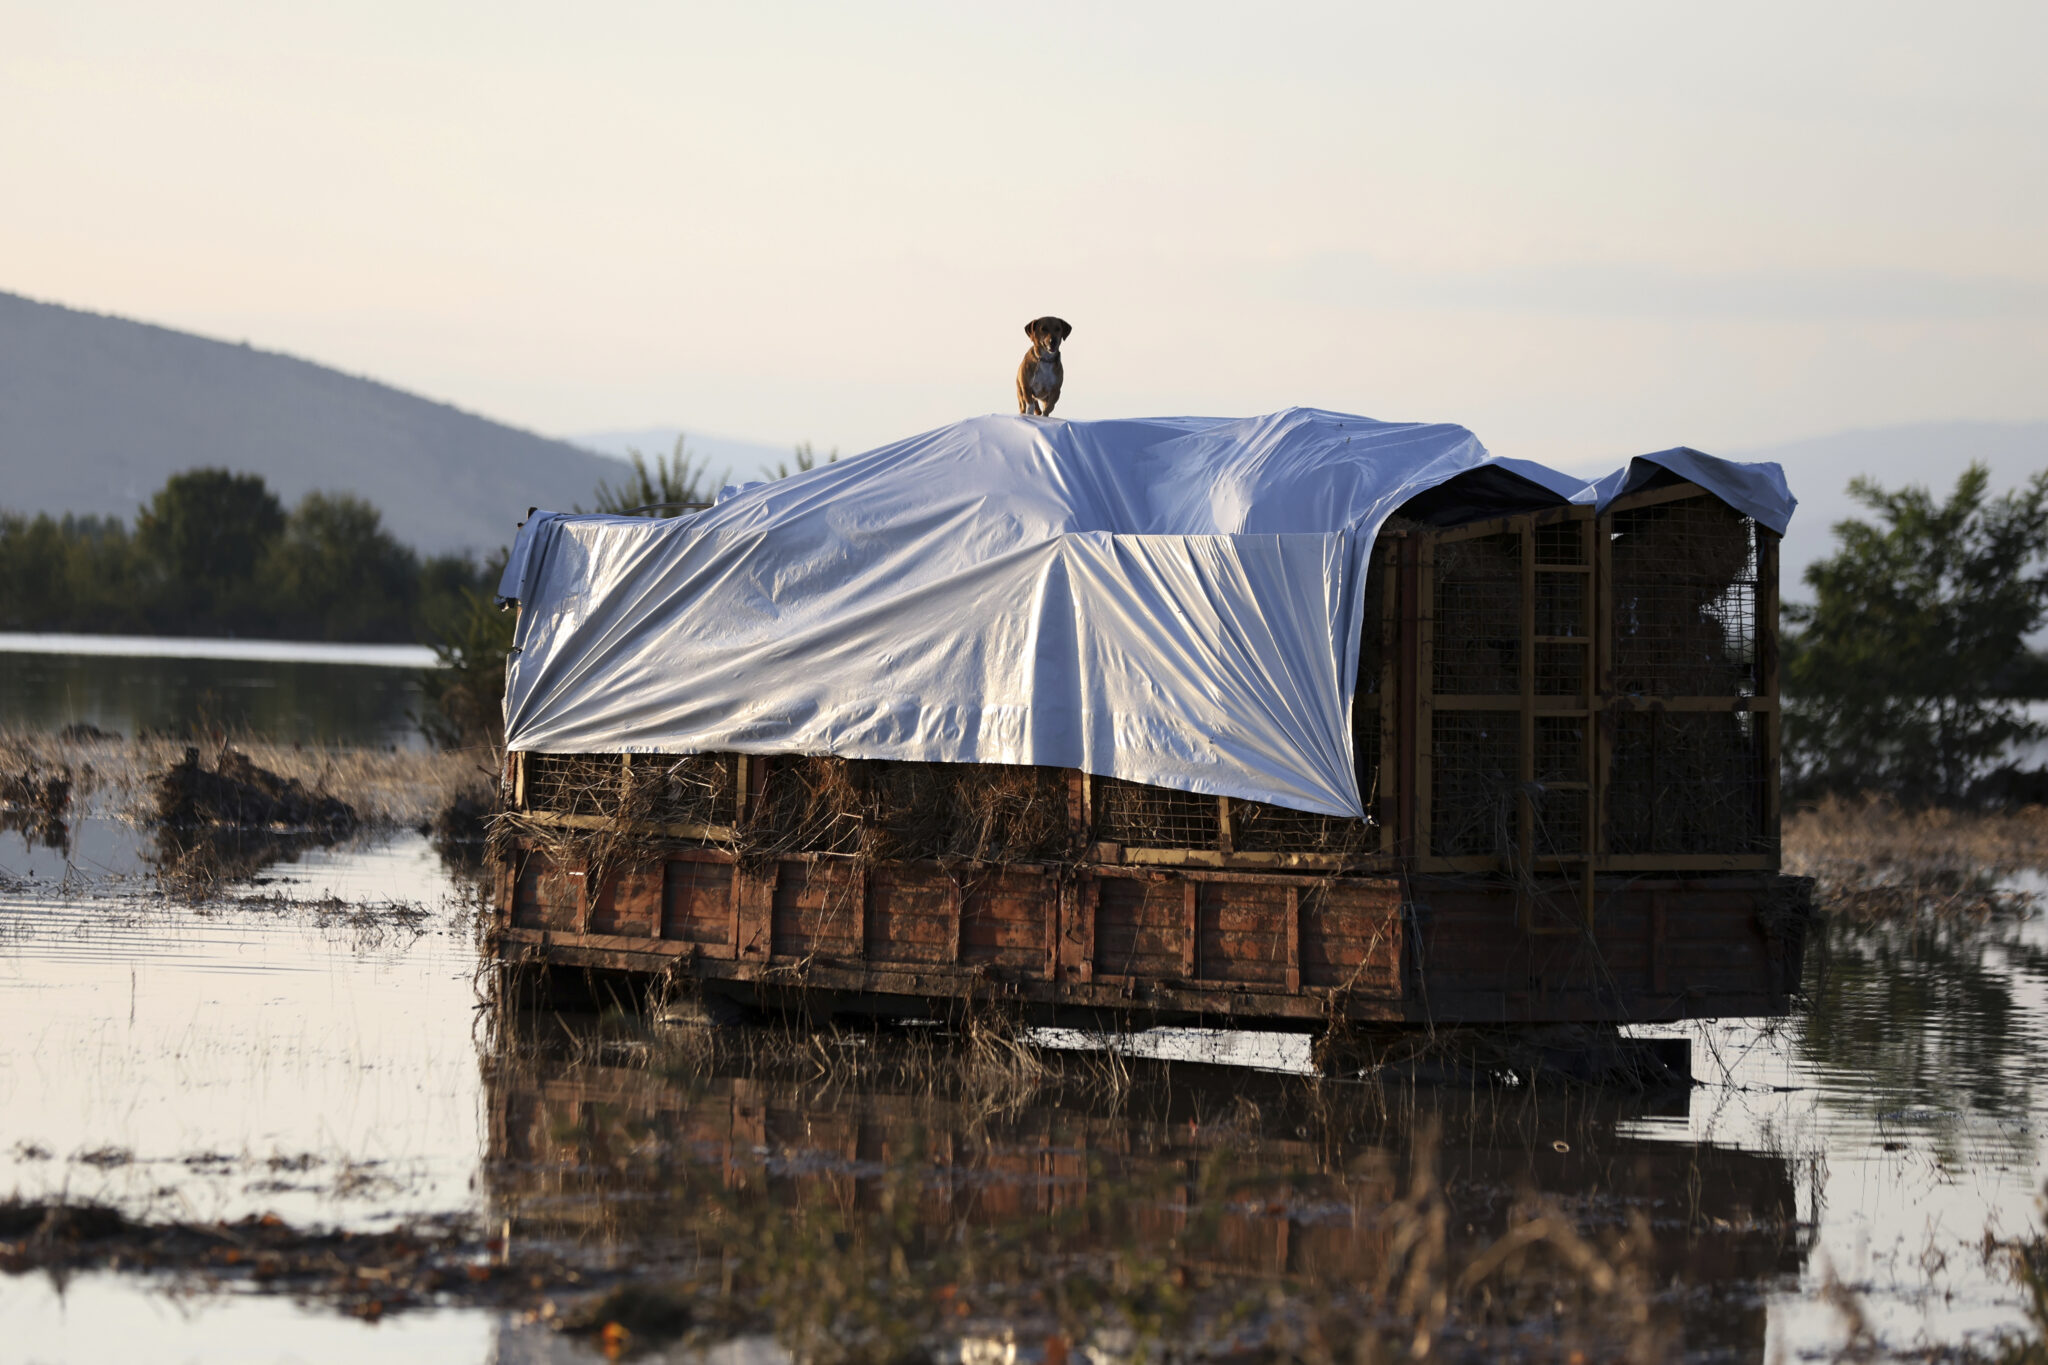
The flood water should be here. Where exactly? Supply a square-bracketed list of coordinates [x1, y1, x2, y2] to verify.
[0, 633, 432, 749]
[3, 648, 2047, 1361]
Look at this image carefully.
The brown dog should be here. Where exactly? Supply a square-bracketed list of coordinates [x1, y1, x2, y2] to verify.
[1015, 316, 1071, 416]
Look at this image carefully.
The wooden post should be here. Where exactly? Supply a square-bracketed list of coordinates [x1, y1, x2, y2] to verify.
[1414, 537, 1434, 860]
[1068, 769, 1090, 857]
[1215, 797, 1234, 856]
[1182, 879, 1199, 980]
[948, 877, 965, 965]
[1380, 539, 1403, 856]
[1758, 529, 1782, 858]
[1518, 518, 1536, 876]
[1594, 505, 1615, 867]
[1581, 512, 1599, 927]
[1284, 885, 1301, 992]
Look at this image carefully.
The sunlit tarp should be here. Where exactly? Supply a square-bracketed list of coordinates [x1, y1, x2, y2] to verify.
[497, 408, 1793, 817]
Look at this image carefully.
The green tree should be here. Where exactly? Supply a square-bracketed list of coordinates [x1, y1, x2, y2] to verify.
[772, 440, 837, 479]
[585, 436, 726, 516]
[135, 469, 285, 628]
[263, 491, 421, 641]
[418, 564, 515, 752]
[0, 511, 147, 632]
[1784, 463, 2048, 804]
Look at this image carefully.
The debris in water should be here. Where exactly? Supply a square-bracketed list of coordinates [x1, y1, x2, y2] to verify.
[151, 746, 358, 834]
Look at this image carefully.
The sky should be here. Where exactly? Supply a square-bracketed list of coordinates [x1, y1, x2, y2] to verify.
[4, 1, 2045, 469]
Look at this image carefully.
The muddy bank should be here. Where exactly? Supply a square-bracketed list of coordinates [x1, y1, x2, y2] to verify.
[1785, 796, 2048, 922]
[0, 1200, 549, 1325]
[0, 725, 491, 832]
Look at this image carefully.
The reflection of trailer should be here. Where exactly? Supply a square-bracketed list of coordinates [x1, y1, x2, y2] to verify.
[493, 457, 1813, 1032]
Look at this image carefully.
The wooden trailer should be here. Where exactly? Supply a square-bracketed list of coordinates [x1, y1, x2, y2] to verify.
[493, 475, 1814, 1032]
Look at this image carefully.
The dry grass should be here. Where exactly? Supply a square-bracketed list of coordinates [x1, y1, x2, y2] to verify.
[0, 727, 494, 831]
[1784, 795, 2048, 922]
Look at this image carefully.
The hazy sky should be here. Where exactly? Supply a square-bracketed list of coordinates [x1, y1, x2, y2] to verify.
[6, 1, 2044, 467]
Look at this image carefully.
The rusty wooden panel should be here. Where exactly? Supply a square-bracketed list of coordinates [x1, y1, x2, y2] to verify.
[771, 859, 864, 961]
[868, 863, 956, 966]
[1300, 880, 1402, 994]
[1665, 904, 1774, 941]
[512, 855, 583, 931]
[662, 858, 737, 949]
[960, 866, 1054, 973]
[735, 866, 776, 962]
[1196, 881, 1291, 985]
[1061, 876, 1099, 984]
[1094, 874, 1188, 980]
[591, 862, 662, 938]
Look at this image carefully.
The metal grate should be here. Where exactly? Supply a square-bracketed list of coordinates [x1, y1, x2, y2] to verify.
[1096, 778, 1219, 850]
[870, 762, 1072, 863]
[1231, 799, 1374, 855]
[1432, 533, 1521, 695]
[1609, 497, 1759, 697]
[1534, 573, 1585, 638]
[634, 754, 738, 827]
[523, 753, 624, 817]
[1535, 716, 1586, 783]
[745, 754, 867, 855]
[1603, 711, 1768, 855]
[1430, 711, 1519, 858]
[1534, 642, 1585, 697]
[1531, 788, 1588, 858]
[1534, 520, 1587, 566]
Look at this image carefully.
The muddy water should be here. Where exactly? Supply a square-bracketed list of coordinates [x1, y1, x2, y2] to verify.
[3, 815, 2046, 1360]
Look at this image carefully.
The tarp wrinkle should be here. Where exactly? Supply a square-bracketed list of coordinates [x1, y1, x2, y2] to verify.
[500, 408, 1794, 819]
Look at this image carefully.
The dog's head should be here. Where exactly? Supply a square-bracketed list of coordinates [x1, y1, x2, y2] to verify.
[1024, 316, 1072, 359]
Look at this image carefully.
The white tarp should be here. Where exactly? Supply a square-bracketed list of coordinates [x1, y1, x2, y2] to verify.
[497, 408, 1793, 818]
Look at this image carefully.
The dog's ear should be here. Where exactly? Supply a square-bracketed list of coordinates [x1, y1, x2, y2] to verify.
[1024, 318, 1042, 342]
[1055, 318, 1072, 341]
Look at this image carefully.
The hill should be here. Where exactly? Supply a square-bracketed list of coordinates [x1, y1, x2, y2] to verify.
[0, 290, 628, 556]
[572, 426, 799, 485]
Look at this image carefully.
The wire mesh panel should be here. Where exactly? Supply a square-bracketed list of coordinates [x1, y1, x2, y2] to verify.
[1534, 642, 1586, 697]
[634, 754, 739, 826]
[1534, 573, 1585, 639]
[523, 753, 624, 817]
[1430, 711, 1519, 857]
[1432, 533, 1522, 695]
[1535, 716, 1587, 783]
[1609, 497, 1760, 697]
[1095, 778, 1220, 850]
[1603, 711, 1768, 855]
[1230, 800, 1374, 855]
[1530, 789, 1588, 859]
[1534, 520, 1588, 566]
[869, 762, 1072, 863]
[743, 754, 867, 856]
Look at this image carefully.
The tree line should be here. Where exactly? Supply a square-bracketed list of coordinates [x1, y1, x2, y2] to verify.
[4, 447, 2043, 806]
[0, 469, 502, 643]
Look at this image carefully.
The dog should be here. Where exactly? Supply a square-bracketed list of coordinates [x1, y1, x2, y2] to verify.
[1015, 316, 1071, 416]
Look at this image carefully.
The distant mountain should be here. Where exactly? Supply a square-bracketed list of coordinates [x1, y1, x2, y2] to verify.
[1725, 422, 2048, 593]
[0, 290, 632, 556]
[572, 427, 802, 486]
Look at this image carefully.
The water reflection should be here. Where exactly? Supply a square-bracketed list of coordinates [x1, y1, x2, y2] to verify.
[481, 1017, 1806, 1359]
[5, 813, 2048, 1360]
[0, 645, 427, 749]
[1799, 905, 2048, 1167]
